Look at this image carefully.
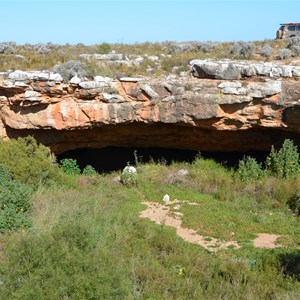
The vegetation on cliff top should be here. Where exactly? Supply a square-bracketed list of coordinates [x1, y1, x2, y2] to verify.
[1, 38, 300, 78]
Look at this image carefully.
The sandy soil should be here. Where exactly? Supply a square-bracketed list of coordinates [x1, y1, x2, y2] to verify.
[253, 233, 282, 248]
[139, 200, 282, 252]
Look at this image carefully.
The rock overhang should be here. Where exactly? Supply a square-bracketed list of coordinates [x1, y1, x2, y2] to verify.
[1, 59, 300, 154]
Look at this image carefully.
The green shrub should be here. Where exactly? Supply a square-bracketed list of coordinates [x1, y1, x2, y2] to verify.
[0, 169, 33, 233]
[266, 139, 300, 178]
[60, 158, 81, 175]
[0, 207, 32, 233]
[95, 42, 111, 54]
[0, 180, 32, 213]
[0, 163, 12, 183]
[236, 156, 265, 182]
[287, 189, 300, 216]
[0, 136, 59, 186]
[82, 165, 98, 176]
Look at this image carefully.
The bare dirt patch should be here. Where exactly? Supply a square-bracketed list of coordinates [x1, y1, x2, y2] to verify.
[140, 201, 240, 253]
[140, 200, 285, 252]
[253, 233, 282, 249]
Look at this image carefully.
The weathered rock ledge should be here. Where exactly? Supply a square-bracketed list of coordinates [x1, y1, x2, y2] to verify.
[1, 59, 300, 154]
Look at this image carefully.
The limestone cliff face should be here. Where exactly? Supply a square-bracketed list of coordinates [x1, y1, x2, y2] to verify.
[0, 60, 300, 154]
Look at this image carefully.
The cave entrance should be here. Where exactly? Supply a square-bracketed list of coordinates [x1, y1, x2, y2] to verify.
[57, 147, 269, 173]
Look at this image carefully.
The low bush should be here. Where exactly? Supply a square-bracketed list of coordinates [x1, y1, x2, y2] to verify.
[230, 42, 255, 58]
[0, 42, 16, 54]
[53, 60, 88, 81]
[82, 165, 98, 176]
[287, 189, 300, 216]
[0, 166, 32, 233]
[0, 163, 12, 183]
[60, 158, 81, 175]
[278, 48, 293, 60]
[289, 45, 300, 57]
[236, 156, 265, 182]
[259, 44, 273, 58]
[0, 136, 60, 186]
[95, 42, 112, 54]
[197, 42, 218, 53]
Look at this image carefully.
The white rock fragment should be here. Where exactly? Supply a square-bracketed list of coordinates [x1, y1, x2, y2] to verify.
[24, 90, 42, 98]
[218, 81, 242, 89]
[94, 76, 112, 83]
[122, 166, 137, 174]
[102, 93, 124, 103]
[14, 81, 29, 87]
[112, 176, 121, 182]
[147, 55, 159, 61]
[177, 169, 189, 176]
[119, 77, 146, 82]
[93, 53, 123, 61]
[79, 81, 110, 89]
[162, 194, 170, 202]
[70, 76, 81, 84]
[139, 84, 159, 99]
[24, 90, 43, 102]
[49, 73, 63, 83]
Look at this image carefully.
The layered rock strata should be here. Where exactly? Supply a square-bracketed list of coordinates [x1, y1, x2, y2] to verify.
[0, 59, 300, 154]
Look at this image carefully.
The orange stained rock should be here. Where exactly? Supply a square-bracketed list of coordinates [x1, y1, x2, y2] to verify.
[117, 81, 136, 100]
[0, 73, 300, 153]
[264, 94, 281, 105]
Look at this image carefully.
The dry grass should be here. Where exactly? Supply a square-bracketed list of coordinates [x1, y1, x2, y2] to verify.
[0, 39, 294, 78]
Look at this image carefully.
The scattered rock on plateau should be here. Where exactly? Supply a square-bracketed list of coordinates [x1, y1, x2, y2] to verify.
[79, 81, 110, 89]
[190, 59, 300, 80]
[70, 76, 81, 84]
[93, 53, 124, 61]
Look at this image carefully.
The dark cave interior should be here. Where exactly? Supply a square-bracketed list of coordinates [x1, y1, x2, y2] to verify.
[57, 147, 270, 173]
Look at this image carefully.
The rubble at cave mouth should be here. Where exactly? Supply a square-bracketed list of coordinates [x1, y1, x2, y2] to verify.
[57, 147, 269, 173]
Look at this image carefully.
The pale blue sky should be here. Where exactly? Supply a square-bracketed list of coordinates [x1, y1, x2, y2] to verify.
[0, 0, 299, 44]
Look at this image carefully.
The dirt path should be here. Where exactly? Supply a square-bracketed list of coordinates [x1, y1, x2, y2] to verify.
[140, 201, 240, 253]
[139, 200, 282, 252]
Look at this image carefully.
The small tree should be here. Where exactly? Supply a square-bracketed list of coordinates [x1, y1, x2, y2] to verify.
[266, 139, 299, 178]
